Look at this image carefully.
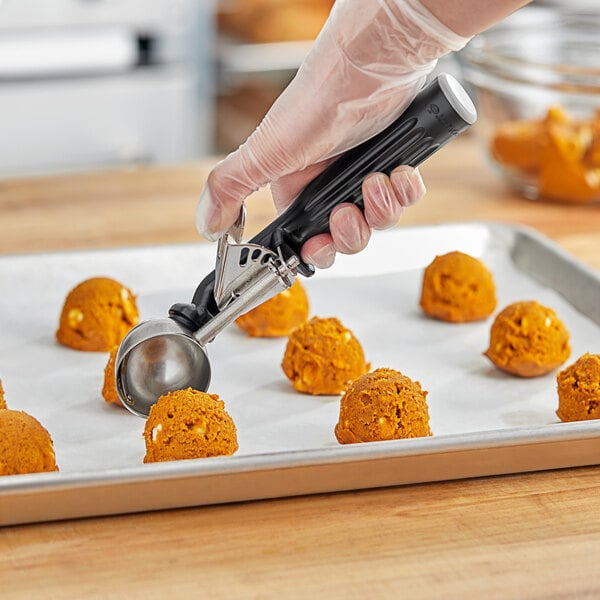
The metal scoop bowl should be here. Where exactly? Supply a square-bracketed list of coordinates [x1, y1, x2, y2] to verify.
[116, 318, 211, 418]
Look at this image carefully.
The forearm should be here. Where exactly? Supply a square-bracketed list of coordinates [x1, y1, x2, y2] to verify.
[420, 0, 532, 36]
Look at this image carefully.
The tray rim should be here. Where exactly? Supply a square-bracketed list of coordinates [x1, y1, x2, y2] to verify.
[0, 219, 597, 282]
[2, 417, 600, 495]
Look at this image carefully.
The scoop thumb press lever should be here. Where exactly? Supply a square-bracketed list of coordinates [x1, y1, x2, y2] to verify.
[117, 73, 477, 417]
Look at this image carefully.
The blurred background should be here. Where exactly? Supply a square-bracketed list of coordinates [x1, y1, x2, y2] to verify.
[0, 0, 590, 180]
[0, 0, 335, 179]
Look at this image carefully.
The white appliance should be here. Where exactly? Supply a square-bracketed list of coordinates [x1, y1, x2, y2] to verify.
[0, 0, 215, 177]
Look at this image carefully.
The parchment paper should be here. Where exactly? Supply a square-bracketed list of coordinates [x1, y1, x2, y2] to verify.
[0, 223, 598, 475]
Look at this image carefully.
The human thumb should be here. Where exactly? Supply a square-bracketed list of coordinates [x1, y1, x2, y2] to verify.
[195, 141, 271, 241]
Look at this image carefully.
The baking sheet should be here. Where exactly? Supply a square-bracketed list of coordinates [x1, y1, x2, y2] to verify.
[1, 222, 599, 525]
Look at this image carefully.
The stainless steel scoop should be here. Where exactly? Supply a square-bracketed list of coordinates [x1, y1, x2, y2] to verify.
[115, 73, 477, 417]
[116, 206, 299, 417]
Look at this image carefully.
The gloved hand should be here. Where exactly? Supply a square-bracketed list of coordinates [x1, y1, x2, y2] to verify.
[196, 0, 470, 268]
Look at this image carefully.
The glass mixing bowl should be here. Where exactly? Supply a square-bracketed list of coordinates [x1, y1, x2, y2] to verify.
[457, 6, 600, 204]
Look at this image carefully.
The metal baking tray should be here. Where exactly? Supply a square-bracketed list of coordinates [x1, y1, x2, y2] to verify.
[1, 222, 599, 526]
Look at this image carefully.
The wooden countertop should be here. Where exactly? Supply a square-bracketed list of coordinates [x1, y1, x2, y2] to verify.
[1, 136, 600, 598]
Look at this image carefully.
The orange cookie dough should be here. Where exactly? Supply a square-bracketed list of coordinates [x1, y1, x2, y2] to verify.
[491, 105, 600, 204]
[556, 353, 600, 422]
[282, 317, 370, 395]
[235, 279, 309, 337]
[143, 388, 238, 463]
[0, 410, 59, 475]
[335, 368, 432, 444]
[420, 251, 497, 323]
[0, 379, 6, 410]
[56, 277, 139, 351]
[485, 300, 571, 377]
[102, 346, 121, 406]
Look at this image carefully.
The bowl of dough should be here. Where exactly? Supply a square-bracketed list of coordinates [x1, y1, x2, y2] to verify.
[457, 4, 600, 204]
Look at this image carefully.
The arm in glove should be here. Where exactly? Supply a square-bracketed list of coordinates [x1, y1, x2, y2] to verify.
[196, 0, 527, 268]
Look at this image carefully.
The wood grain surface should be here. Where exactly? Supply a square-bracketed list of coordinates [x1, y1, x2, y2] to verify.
[1, 136, 600, 599]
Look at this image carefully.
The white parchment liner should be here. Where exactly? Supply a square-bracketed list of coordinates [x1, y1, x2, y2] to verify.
[0, 223, 598, 475]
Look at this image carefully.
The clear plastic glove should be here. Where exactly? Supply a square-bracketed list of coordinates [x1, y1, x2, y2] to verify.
[196, 0, 470, 268]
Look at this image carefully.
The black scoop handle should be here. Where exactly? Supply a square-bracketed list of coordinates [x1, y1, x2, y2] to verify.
[174, 74, 476, 330]
[249, 73, 476, 276]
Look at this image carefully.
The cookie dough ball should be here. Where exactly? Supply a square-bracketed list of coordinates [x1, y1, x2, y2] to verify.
[235, 279, 309, 337]
[102, 346, 121, 406]
[143, 388, 238, 463]
[282, 317, 370, 395]
[0, 410, 59, 475]
[0, 379, 6, 410]
[556, 353, 600, 422]
[335, 368, 432, 444]
[485, 300, 571, 377]
[420, 251, 497, 322]
[56, 277, 139, 351]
